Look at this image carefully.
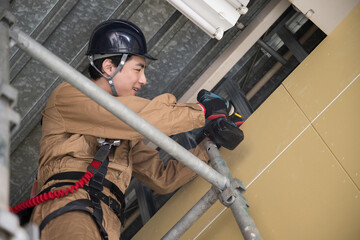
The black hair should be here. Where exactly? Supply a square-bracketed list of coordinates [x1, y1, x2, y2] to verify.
[88, 54, 133, 80]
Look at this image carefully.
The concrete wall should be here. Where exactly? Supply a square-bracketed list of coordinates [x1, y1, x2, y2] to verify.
[134, 3, 360, 239]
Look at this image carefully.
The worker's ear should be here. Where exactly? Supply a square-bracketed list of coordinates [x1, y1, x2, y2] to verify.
[101, 59, 115, 76]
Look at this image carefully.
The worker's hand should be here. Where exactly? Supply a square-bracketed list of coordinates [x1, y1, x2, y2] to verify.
[205, 117, 244, 150]
[197, 89, 232, 120]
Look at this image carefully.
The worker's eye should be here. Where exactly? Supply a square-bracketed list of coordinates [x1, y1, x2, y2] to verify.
[134, 68, 141, 72]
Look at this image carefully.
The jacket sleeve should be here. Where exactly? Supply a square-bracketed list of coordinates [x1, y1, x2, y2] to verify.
[131, 140, 210, 194]
[43, 82, 205, 140]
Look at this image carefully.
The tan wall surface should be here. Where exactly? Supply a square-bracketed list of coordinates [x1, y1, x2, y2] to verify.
[134, 3, 360, 240]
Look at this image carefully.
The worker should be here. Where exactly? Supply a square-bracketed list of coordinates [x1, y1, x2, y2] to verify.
[28, 19, 231, 239]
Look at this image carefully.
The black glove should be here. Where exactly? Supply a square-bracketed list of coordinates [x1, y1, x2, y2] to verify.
[202, 117, 244, 150]
[197, 89, 232, 120]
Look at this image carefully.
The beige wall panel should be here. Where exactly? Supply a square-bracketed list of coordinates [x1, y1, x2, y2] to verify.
[313, 78, 360, 188]
[196, 127, 360, 240]
[220, 85, 309, 187]
[283, 3, 360, 122]
[134, 176, 212, 239]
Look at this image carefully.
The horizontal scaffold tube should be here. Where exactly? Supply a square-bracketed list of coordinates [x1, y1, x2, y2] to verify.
[9, 26, 229, 190]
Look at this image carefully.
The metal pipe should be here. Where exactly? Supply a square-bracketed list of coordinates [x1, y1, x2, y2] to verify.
[0, 15, 10, 209]
[205, 141, 262, 240]
[256, 39, 287, 65]
[230, 198, 261, 240]
[8, 25, 229, 191]
[161, 188, 218, 240]
[120, 208, 140, 233]
[1, 6, 38, 240]
[246, 58, 286, 100]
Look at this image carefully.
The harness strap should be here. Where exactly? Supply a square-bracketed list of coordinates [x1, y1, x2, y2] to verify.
[14, 142, 125, 238]
[39, 199, 108, 240]
[87, 156, 109, 230]
[10, 145, 110, 214]
[39, 182, 123, 221]
[84, 186, 122, 221]
[90, 191, 104, 232]
[44, 171, 125, 207]
[40, 157, 110, 239]
[89, 154, 109, 192]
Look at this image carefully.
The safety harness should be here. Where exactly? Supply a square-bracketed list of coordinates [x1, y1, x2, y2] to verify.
[11, 139, 125, 239]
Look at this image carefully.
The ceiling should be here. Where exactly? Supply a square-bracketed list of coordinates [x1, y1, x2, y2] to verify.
[6, 0, 325, 238]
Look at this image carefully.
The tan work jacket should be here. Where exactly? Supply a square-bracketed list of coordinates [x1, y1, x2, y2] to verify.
[37, 82, 208, 193]
[38, 83, 208, 193]
[32, 82, 209, 239]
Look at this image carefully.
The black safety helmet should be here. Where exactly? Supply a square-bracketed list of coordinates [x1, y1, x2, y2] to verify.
[86, 19, 155, 96]
[86, 19, 156, 60]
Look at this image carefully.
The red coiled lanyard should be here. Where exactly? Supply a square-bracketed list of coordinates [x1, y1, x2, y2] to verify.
[10, 143, 112, 214]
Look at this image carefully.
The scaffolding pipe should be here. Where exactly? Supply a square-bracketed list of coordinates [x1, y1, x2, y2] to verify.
[1, 8, 39, 240]
[120, 208, 140, 233]
[0, 12, 11, 210]
[205, 141, 262, 240]
[8, 25, 229, 191]
[161, 188, 218, 239]
[256, 39, 287, 65]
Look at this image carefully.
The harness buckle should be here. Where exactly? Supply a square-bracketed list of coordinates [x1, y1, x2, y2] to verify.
[97, 138, 121, 148]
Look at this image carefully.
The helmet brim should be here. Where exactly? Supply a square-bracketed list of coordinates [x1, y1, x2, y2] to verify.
[143, 53, 157, 61]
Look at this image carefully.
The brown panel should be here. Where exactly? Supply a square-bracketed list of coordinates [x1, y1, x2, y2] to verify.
[313, 77, 360, 189]
[197, 127, 360, 240]
[283, 4, 360, 122]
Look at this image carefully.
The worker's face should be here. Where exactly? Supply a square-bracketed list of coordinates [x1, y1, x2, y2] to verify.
[111, 55, 147, 97]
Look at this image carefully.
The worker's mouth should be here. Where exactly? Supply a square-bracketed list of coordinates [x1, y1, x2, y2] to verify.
[133, 88, 139, 94]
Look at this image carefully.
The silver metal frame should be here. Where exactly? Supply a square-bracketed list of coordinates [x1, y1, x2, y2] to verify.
[0, 7, 13, 240]
[162, 188, 218, 239]
[1, 4, 38, 239]
[162, 141, 261, 239]
[0, 7, 11, 210]
[1, 12, 262, 239]
[205, 141, 261, 239]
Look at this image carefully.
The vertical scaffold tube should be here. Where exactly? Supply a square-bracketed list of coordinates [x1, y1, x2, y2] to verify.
[205, 141, 262, 240]
[0, 11, 11, 210]
[161, 188, 218, 240]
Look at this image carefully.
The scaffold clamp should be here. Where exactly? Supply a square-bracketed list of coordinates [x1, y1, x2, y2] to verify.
[215, 178, 249, 208]
[0, 84, 21, 133]
[0, 9, 16, 26]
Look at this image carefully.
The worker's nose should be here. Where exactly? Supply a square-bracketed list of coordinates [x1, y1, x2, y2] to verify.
[139, 73, 147, 85]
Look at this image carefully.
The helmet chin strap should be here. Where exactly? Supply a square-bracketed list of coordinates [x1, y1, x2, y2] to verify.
[88, 54, 128, 96]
